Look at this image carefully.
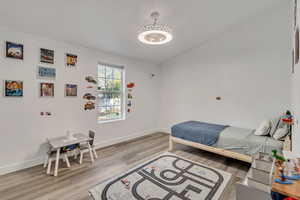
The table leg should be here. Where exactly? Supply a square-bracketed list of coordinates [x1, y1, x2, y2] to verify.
[64, 154, 71, 168]
[54, 149, 60, 176]
[87, 143, 94, 163]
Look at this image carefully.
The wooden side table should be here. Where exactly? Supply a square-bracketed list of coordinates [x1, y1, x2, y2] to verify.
[271, 159, 300, 199]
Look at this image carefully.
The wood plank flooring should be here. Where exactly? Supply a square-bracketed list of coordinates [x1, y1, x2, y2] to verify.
[0, 133, 250, 200]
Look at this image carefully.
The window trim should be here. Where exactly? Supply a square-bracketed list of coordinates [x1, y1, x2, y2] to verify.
[97, 62, 126, 124]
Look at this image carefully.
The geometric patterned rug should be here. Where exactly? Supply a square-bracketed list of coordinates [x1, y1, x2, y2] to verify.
[89, 152, 232, 200]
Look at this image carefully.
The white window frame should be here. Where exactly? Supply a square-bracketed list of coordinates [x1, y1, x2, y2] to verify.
[97, 62, 125, 123]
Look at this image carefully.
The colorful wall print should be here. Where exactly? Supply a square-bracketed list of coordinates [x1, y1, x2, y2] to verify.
[85, 76, 97, 84]
[4, 80, 23, 97]
[84, 101, 95, 110]
[83, 76, 97, 111]
[66, 53, 77, 67]
[40, 48, 54, 64]
[83, 93, 96, 100]
[65, 84, 78, 97]
[6, 42, 24, 60]
[40, 82, 54, 97]
[126, 82, 135, 113]
[38, 66, 56, 79]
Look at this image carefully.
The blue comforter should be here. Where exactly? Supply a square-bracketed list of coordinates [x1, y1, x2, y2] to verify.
[171, 121, 229, 146]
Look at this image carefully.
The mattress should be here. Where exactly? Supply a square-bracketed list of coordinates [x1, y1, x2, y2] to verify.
[171, 121, 228, 146]
[213, 126, 283, 156]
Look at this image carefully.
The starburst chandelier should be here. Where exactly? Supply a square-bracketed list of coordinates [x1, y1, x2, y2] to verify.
[138, 11, 173, 45]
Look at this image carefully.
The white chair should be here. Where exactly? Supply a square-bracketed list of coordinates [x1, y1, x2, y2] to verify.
[79, 130, 98, 164]
[43, 142, 55, 168]
[46, 148, 71, 175]
[44, 140, 72, 174]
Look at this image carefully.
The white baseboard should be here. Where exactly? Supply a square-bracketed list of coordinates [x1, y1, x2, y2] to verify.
[0, 156, 44, 176]
[94, 129, 160, 149]
[157, 127, 171, 134]
[0, 129, 159, 176]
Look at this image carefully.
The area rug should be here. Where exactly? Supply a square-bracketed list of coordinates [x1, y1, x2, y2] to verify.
[89, 152, 232, 200]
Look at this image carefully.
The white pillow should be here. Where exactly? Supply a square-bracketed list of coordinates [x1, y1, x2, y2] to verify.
[273, 127, 289, 140]
[269, 117, 280, 137]
[254, 120, 271, 136]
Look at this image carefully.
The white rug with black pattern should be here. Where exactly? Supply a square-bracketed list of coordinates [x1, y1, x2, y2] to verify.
[89, 152, 232, 200]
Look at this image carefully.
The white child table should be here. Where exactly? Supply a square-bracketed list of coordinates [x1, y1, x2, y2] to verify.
[48, 133, 94, 176]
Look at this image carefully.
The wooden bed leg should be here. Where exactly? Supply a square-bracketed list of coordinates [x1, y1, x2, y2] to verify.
[169, 137, 174, 152]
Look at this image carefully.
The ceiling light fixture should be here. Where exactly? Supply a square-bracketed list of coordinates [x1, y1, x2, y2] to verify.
[138, 11, 173, 45]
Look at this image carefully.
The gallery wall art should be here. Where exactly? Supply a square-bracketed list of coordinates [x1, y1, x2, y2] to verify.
[126, 82, 135, 113]
[4, 80, 23, 97]
[6, 42, 24, 60]
[83, 76, 97, 111]
[40, 48, 54, 64]
[66, 53, 77, 67]
[38, 66, 56, 79]
[40, 82, 54, 97]
[65, 84, 78, 97]
[3, 40, 85, 99]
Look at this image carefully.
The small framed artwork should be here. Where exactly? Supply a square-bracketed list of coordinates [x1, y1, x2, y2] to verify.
[38, 66, 56, 79]
[65, 84, 77, 97]
[40, 82, 54, 97]
[6, 42, 24, 60]
[4, 80, 23, 97]
[66, 53, 77, 67]
[40, 48, 54, 64]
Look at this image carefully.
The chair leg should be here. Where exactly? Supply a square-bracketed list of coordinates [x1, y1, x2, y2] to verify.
[64, 154, 71, 168]
[88, 144, 94, 163]
[47, 158, 52, 174]
[92, 148, 98, 159]
[43, 155, 49, 168]
[54, 148, 60, 177]
[74, 148, 79, 159]
[79, 152, 83, 164]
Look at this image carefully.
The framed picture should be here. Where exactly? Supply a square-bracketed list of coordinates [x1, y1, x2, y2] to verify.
[4, 80, 23, 97]
[40, 82, 54, 97]
[65, 84, 77, 97]
[66, 53, 77, 67]
[6, 42, 24, 60]
[40, 48, 54, 64]
[38, 66, 56, 79]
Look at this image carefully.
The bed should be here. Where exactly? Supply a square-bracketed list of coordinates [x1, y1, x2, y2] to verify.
[169, 121, 290, 163]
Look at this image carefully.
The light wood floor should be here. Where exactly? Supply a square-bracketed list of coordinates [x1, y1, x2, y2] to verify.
[0, 133, 250, 200]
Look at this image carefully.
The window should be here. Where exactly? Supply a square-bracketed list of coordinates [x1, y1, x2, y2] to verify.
[97, 63, 124, 122]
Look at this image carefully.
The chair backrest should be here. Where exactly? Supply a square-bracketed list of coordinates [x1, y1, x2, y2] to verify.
[89, 130, 95, 146]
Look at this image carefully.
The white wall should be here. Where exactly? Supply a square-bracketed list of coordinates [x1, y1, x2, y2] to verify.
[159, 2, 292, 132]
[292, 0, 300, 155]
[0, 27, 161, 175]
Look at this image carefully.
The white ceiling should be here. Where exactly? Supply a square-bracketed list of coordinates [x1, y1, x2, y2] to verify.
[0, 0, 282, 64]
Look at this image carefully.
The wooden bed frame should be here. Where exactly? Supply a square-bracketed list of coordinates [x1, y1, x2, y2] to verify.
[169, 135, 292, 163]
